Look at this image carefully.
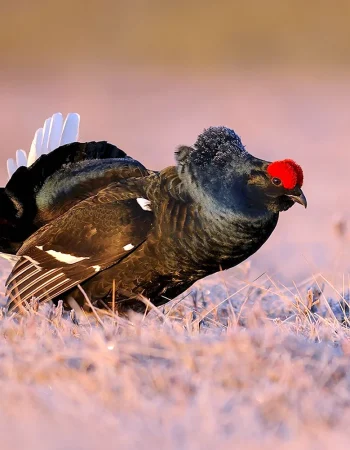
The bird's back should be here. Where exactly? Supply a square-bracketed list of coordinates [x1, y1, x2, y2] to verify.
[1, 141, 148, 254]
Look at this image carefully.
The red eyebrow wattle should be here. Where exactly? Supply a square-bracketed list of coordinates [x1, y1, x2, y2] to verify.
[267, 159, 304, 189]
[283, 159, 304, 187]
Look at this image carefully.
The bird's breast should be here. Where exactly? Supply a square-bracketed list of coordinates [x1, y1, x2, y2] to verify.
[149, 198, 278, 278]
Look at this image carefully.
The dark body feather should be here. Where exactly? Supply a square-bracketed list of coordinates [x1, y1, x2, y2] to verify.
[5, 127, 305, 314]
[73, 167, 278, 312]
[0, 141, 147, 253]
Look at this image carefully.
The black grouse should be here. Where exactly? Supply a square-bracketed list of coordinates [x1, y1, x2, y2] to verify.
[5, 126, 306, 314]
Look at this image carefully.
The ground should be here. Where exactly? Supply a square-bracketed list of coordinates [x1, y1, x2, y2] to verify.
[1, 275, 350, 450]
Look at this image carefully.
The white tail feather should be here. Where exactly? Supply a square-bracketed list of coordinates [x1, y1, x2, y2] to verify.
[60, 113, 80, 146]
[7, 158, 17, 178]
[41, 117, 52, 155]
[16, 150, 27, 168]
[7, 112, 81, 180]
[27, 127, 43, 166]
[47, 112, 63, 152]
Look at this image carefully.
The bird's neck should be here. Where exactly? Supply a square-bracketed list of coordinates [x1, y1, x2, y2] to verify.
[173, 165, 275, 223]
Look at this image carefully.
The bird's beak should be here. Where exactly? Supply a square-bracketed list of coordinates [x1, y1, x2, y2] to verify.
[287, 190, 307, 208]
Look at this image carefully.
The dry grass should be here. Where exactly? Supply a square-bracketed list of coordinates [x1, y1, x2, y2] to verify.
[1, 268, 350, 450]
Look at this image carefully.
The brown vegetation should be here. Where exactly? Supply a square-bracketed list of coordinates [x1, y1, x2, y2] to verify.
[0, 268, 350, 449]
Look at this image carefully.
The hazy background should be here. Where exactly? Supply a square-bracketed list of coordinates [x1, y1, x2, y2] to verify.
[1, 0, 350, 285]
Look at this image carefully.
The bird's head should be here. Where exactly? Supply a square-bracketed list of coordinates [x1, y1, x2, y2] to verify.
[176, 126, 306, 216]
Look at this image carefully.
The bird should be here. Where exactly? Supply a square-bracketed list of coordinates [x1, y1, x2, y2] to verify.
[5, 121, 306, 315]
[0, 112, 142, 255]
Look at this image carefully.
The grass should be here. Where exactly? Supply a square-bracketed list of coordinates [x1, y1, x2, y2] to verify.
[1, 266, 350, 449]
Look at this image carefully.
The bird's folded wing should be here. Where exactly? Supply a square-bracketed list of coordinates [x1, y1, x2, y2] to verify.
[4, 141, 146, 228]
[6, 140, 130, 196]
[6, 181, 154, 309]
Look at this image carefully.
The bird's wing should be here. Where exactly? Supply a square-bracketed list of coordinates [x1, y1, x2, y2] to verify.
[5, 140, 135, 216]
[7, 113, 80, 179]
[6, 179, 154, 310]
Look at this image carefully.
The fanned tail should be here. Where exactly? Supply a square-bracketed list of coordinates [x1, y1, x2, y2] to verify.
[7, 112, 81, 179]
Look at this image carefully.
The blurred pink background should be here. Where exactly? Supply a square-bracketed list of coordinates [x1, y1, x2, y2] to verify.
[1, 0, 350, 285]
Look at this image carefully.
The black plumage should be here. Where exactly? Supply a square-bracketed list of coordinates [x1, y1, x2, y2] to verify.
[5, 127, 306, 314]
[0, 141, 146, 253]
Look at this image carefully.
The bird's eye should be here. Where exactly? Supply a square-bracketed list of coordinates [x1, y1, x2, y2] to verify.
[272, 177, 281, 186]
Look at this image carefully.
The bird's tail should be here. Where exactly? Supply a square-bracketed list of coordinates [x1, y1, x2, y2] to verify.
[7, 112, 80, 179]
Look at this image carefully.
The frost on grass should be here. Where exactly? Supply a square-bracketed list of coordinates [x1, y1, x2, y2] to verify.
[1, 268, 350, 450]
